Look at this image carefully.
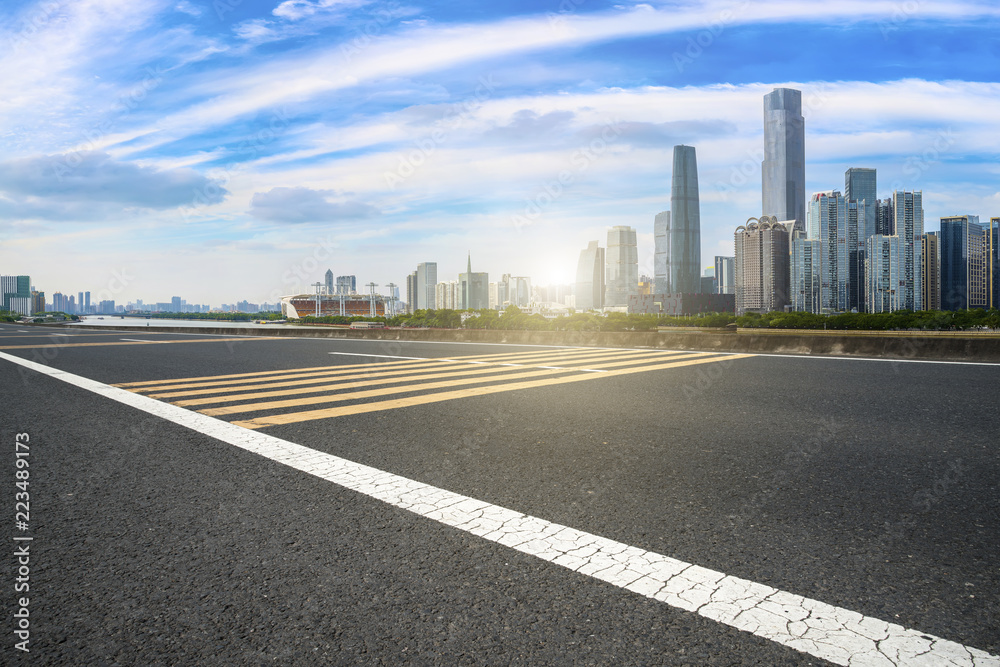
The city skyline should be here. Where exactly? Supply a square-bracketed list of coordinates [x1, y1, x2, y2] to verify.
[2, 1, 999, 304]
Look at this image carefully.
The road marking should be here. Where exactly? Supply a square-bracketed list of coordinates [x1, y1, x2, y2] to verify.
[329, 352, 431, 360]
[120, 338, 161, 343]
[231, 354, 748, 429]
[1, 348, 994, 667]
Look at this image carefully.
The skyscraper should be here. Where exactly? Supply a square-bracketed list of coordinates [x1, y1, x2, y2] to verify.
[336, 275, 356, 295]
[324, 269, 334, 295]
[893, 191, 923, 311]
[807, 191, 866, 312]
[921, 232, 941, 311]
[670, 145, 701, 294]
[845, 167, 877, 240]
[762, 88, 806, 232]
[459, 254, 489, 310]
[734, 217, 790, 315]
[415, 262, 437, 310]
[940, 215, 985, 310]
[653, 211, 670, 294]
[575, 241, 605, 311]
[991, 218, 1000, 310]
[791, 230, 822, 313]
[405, 271, 417, 313]
[605, 225, 639, 307]
[866, 235, 904, 313]
[876, 198, 895, 236]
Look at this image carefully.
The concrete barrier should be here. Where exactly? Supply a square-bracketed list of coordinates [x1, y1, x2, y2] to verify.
[37, 323, 1000, 362]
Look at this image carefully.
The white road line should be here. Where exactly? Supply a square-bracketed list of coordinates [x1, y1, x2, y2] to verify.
[120, 338, 162, 343]
[2, 350, 996, 667]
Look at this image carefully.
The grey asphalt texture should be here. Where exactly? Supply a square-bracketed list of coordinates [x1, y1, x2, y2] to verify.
[1, 323, 997, 665]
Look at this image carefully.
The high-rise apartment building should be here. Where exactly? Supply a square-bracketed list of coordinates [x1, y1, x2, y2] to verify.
[714, 256, 735, 295]
[866, 235, 904, 313]
[762, 88, 806, 232]
[991, 218, 1000, 309]
[892, 191, 923, 311]
[415, 262, 437, 310]
[30, 291, 45, 315]
[940, 215, 986, 310]
[734, 217, 790, 315]
[876, 198, 895, 236]
[806, 191, 866, 313]
[605, 225, 639, 307]
[791, 230, 822, 313]
[405, 271, 417, 313]
[653, 211, 670, 295]
[670, 145, 701, 294]
[921, 232, 941, 311]
[575, 241, 605, 311]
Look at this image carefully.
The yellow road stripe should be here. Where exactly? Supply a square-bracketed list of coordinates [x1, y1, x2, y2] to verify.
[0, 337, 277, 351]
[130, 347, 646, 392]
[194, 352, 716, 415]
[146, 349, 691, 399]
[115, 346, 620, 388]
[232, 354, 754, 428]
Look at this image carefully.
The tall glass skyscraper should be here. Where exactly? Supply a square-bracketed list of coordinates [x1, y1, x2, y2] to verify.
[940, 215, 985, 310]
[653, 211, 670, 294]
[605, 226, 638, 307]
[807, 191, 865, 313]
[845, 167, 877, 240]
[670, 145, 701, 294]
[575, 241, 605, 311]
[762, 88, 806, 232]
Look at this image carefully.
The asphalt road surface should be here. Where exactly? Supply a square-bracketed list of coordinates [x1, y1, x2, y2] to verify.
[1, 323, 998, 666]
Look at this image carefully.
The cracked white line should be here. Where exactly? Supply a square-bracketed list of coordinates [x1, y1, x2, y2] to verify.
[1, 349, 996, 667]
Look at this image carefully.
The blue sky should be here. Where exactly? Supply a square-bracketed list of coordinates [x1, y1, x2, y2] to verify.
[1, 0, 999, 306]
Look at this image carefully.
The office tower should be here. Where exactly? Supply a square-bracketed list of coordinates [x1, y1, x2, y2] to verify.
[807, 191, 865, 312]
[336, 275, 356, 295]
[459, 254, 489, 310]
[654, 211, 670, 294]
[876, 199, 894, 236]
[1, 275, 31, 316]
[714, 256, 735, 295]
[892, 191, 923, 311]
[866, 235, 904, 313]
[845, 168, 877, 240]
[940, 215, 986, 310]
[734, 217, 790, 315]
[670, 145, 701, 293]
[78, 292, 84, 314]
[605, 225, 639, 306]
[415, 262, 437, 310]
[791, 230, 822, 313]
[324, 270, 334, 295]
[922, 232, 941, 311]
[762, 88, 806, 232]
[171, 296, 182, 312]
[85, 291, 91, 313]
[575, 241, 605, 310]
